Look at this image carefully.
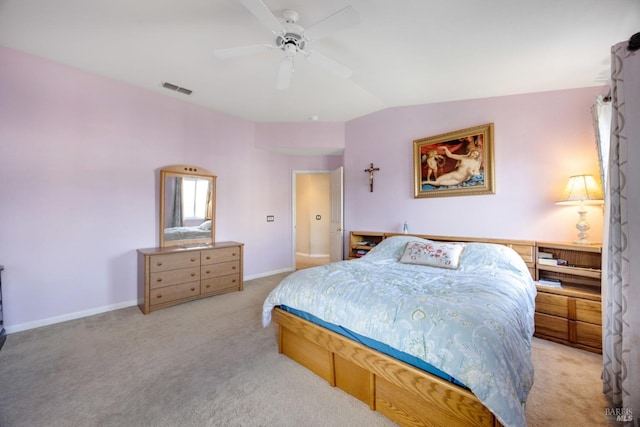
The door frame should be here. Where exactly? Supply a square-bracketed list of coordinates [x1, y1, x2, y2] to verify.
[292, 169, 335, 268]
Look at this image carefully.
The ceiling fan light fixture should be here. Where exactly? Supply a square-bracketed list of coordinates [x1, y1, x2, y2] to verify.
[276, 31, 305, 51]
[282, 43, 297, 55]
[215, 1, 359, 90]
[276, 56, 294, 90]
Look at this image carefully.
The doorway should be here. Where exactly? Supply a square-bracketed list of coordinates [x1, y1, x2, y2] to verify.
[293, 168, 343, 270]
[294, 171, 331, 270]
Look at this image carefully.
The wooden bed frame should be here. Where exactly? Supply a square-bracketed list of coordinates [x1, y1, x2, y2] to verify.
[271, 234, 535, 427]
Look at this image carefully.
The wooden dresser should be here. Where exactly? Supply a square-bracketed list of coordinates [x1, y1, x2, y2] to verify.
[137, 241, 244, 314]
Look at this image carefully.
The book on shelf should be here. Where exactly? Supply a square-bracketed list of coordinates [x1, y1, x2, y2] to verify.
[353, 249, 368, 258]
[538, 278, 562, 288]
[538, 251, 554, 259]
[538, 258, 568, 266]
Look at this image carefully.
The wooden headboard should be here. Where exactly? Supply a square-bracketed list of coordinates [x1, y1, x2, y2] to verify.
[372, 232, 535, 278]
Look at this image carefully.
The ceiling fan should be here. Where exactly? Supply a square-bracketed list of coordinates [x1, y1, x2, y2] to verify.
[213, 0, 360, 90]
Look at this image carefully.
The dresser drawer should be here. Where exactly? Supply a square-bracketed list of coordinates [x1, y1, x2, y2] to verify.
[534, 313, 569, 340]
[576, 321, 602, 349]
[202, 260, 240, 278]
[575, 299, 602, 325]
[535, 292, 568, 317]
[149, 253, 200, 272]
[201, 274, 241, 295]
[150, 267, 200, 289]
[201, 246, 241, 265]
[150, 281, 200, 306]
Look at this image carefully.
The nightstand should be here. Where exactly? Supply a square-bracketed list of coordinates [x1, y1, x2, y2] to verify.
[534, 241, 602, 353]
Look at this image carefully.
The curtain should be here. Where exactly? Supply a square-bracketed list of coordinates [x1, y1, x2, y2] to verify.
[602, 40, 639, 422]
[592, 95, 611, 191]
[170, 177, 183, 227]
[205, 180, 213, 220]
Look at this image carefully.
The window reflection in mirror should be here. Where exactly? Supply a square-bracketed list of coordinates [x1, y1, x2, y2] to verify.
[159, 165, 216, 248]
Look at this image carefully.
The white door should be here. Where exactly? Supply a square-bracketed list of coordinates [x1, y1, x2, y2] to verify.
[329, 167, 344, 261]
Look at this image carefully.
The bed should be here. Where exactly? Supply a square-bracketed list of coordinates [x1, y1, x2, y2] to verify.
[262, 235, 536, 427]
[163, 220, 212, 241]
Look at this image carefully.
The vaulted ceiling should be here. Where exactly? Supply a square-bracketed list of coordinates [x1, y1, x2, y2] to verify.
[1, 0, 638, 122]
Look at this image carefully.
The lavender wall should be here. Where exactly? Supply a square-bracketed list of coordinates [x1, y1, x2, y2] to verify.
[344, 88, 607, 242]
[255, 122, 345, 153]
[0, 45, 608, 332]
[0, 46, 340, 331]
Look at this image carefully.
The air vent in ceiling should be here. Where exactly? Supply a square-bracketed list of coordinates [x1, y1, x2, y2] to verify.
[162, 82, 193, 95]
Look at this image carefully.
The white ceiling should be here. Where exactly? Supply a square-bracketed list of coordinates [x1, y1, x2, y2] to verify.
[1, 0, 638, 123]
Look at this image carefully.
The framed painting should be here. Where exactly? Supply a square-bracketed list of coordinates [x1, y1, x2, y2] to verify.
[413, 123, 495, 198]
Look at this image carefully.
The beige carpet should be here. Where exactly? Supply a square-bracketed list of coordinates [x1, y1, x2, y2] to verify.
[0, 272, 615, 427]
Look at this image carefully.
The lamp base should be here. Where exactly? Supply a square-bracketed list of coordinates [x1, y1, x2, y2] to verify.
[573, 239, 592, 245]
[574, 205, 591, 245]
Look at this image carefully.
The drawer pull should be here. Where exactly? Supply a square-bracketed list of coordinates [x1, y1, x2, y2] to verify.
[206, 270, 211, 274]
[156, 278, 162, 283]
[232, 279, 236, 283]
[232, 253, 236, 256]
[156, 261, 163, 266]
[156, 294, 162, 299]
[232, 266, 236, 270]
[206, 256, 211, 260]
[191, 287, 196, 292]
[190, 257, 196, 262]
[205, 284, 210, 288]
[190, 272, 196, 277]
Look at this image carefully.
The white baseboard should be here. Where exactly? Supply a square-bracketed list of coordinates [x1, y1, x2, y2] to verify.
[244, 267, 293, 280]
[6, 268, 295, 334]
[295, 252, 330, 258]
[6, 299, 138, 334]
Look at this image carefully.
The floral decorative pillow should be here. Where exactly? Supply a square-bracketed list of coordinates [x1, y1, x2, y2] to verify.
[399, 241, 466, 269]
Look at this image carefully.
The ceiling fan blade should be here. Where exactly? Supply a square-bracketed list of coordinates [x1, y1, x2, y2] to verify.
[305, 50, 352, 79]
[239, 0, 285, 35]
[276, 57, 294, 90]
[304, 6, 360, 41]
[213, 44, 273, 59]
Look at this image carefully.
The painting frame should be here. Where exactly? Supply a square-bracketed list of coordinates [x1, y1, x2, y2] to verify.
[413, 123, 495, 198]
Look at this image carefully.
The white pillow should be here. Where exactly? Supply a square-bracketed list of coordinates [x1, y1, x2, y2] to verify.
[399, 241, 466, 269]
[198, 220, 212, 231]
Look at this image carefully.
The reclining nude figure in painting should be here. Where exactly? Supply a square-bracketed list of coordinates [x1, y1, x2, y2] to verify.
[423, 147, 481, 187]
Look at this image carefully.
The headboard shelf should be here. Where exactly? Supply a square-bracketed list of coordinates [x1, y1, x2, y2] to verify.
[348, 231, 536, 277]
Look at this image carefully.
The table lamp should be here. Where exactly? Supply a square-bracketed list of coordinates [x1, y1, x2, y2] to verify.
[556, 175, 604, 244]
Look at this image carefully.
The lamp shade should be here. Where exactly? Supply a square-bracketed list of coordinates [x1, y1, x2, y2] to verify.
[556, 175, 604, 205]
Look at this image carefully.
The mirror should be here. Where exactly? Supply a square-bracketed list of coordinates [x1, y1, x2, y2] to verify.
[159, 165, 216, 248]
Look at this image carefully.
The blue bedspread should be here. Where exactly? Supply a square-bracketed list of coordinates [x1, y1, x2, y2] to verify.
[263, 235, 536, 427]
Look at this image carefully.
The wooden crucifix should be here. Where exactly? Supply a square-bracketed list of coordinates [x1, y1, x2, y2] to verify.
[364, 163, 380, 192]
